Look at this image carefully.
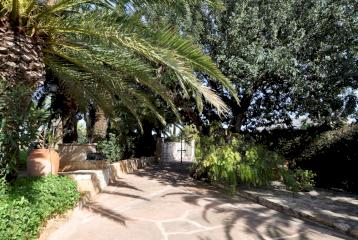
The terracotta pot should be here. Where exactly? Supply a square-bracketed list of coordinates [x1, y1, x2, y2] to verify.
[27, 148, 60, 177]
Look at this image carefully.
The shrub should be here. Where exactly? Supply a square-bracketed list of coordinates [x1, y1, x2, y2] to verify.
[240, 145, 285, 186]
[0, 175, 80, 240]
[194, 134, 290, 192]
[97, 133, 123, 162]
[248, 124, 358, 193]
[293, 168, 316, 191]
[202, 144, 241, 192]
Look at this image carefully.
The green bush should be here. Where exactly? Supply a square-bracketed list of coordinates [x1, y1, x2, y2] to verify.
[194, 134, 290, 192]
[293, 168, 316, 191]
[0, 175, 80, 240]
[97, 133, 123, 162]
[240, 145, 285, 186]
[248, 124, 358, 193]
[202, 144, 241, 192]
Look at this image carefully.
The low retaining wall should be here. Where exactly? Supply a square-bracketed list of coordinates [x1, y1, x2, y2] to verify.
[60, 160, 110, 172]
[58, 143, 97, 162]
[110, 157, 154, 179]
[60, 157, 155, 200]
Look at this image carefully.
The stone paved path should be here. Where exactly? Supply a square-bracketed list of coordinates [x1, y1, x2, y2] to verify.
[47, 163, 352, 240]
[238, 183, 358, 238]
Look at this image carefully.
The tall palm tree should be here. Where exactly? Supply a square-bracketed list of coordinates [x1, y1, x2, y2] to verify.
[0, 0, 237, 176]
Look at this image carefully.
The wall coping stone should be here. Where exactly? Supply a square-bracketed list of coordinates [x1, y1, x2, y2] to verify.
[60, 157, 155, 201]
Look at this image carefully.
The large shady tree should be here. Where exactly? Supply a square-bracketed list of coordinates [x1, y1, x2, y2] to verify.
[147, 0, 357, 132]
[0, 0, 237, 178]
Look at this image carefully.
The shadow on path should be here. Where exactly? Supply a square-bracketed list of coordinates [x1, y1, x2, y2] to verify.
[85, 203, 132, 225]
[134, 162, 353, 240]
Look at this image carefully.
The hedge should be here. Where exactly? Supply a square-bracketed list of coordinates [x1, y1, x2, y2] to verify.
[0, 175, 80, 240]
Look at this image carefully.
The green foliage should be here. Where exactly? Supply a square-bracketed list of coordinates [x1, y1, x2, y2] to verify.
[97, 133, 123, 162]
[148, 0, 357, 129]
[1, 0, 236, 125]
[0, 175, 80, 240]
[0, 176, 7, 196]
[179, 124, 199, 142]
[1, 0, 236, 178]
[283, 168, 316, 192]
[201, 142, 241, 192]
[194, 129, 289, 192]
[293, 168, 316, 192]
[77, 121, 87, 144]
[165, 124, 199, 143]
[282, 171, 300, 192]
[18, 150, 28, 166]
[241, 145, 284, 186]
[297, 124, 358, 162]
[250, 124, 358, 192]
[0, 84, 39, 179]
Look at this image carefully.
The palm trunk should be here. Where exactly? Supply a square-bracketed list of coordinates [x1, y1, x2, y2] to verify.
[0, 18, 46, 180]
[87, 106, 108, 143]
[93, 107, 108, 141]
[57, 94, 79, 143]
[0, 18, 45, 87]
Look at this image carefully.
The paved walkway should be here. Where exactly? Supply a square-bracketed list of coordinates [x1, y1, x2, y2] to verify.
[47, 163, 352, 240]
[238, 183, 358, 238]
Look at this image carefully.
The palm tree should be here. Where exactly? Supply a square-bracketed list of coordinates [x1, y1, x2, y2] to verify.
[0, 0, 237, 176]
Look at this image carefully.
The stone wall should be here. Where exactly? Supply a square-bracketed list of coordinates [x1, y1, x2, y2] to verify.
[110, 157, 155, 180]
[60, 157, 155, 200]
[58, 143, 97, 163]
[60, 160, 110, 172]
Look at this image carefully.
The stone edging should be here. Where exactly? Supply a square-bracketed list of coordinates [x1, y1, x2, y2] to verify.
[59, 157, 156, 200]
[39, 157, 156, 239]
[237, 190, 358, 238]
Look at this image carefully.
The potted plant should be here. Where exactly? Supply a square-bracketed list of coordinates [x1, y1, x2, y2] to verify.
[27, 122, 61, 177]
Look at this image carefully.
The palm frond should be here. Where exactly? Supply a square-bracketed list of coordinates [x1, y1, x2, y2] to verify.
[42, 10, 234, 114]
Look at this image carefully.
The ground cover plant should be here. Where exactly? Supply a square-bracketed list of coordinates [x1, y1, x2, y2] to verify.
[0, 175, 80, 240]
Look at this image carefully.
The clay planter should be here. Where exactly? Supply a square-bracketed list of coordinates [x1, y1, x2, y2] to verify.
[27, 149, 60, 177]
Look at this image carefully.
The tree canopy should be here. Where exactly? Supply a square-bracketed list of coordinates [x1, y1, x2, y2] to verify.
[148, 0, 358, 131]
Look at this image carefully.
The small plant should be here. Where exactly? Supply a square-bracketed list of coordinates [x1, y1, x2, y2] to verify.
[293, 168, 316, 191]
[35, 126, 60, 149]
[282, 170, 300, 192]
[97, 133, 123, 162]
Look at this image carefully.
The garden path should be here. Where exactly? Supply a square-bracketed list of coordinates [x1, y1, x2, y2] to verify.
[46, 163, 352, 240]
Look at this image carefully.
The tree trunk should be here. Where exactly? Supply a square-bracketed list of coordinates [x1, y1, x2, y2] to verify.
[231, 73, 267, 132]
[93, 107, 108, 141]
[0, 18, 46, 180]
[62, 114, 78, 143]
[50, 86, 79, 143]
[0, 18, 45, 88]
[136, 120, 156, 157]
[231, 92, 254, 133]
[87, 105, 108, 143]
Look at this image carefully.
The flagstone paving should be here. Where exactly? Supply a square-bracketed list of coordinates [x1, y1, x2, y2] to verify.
[47, 163, 353, 240]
